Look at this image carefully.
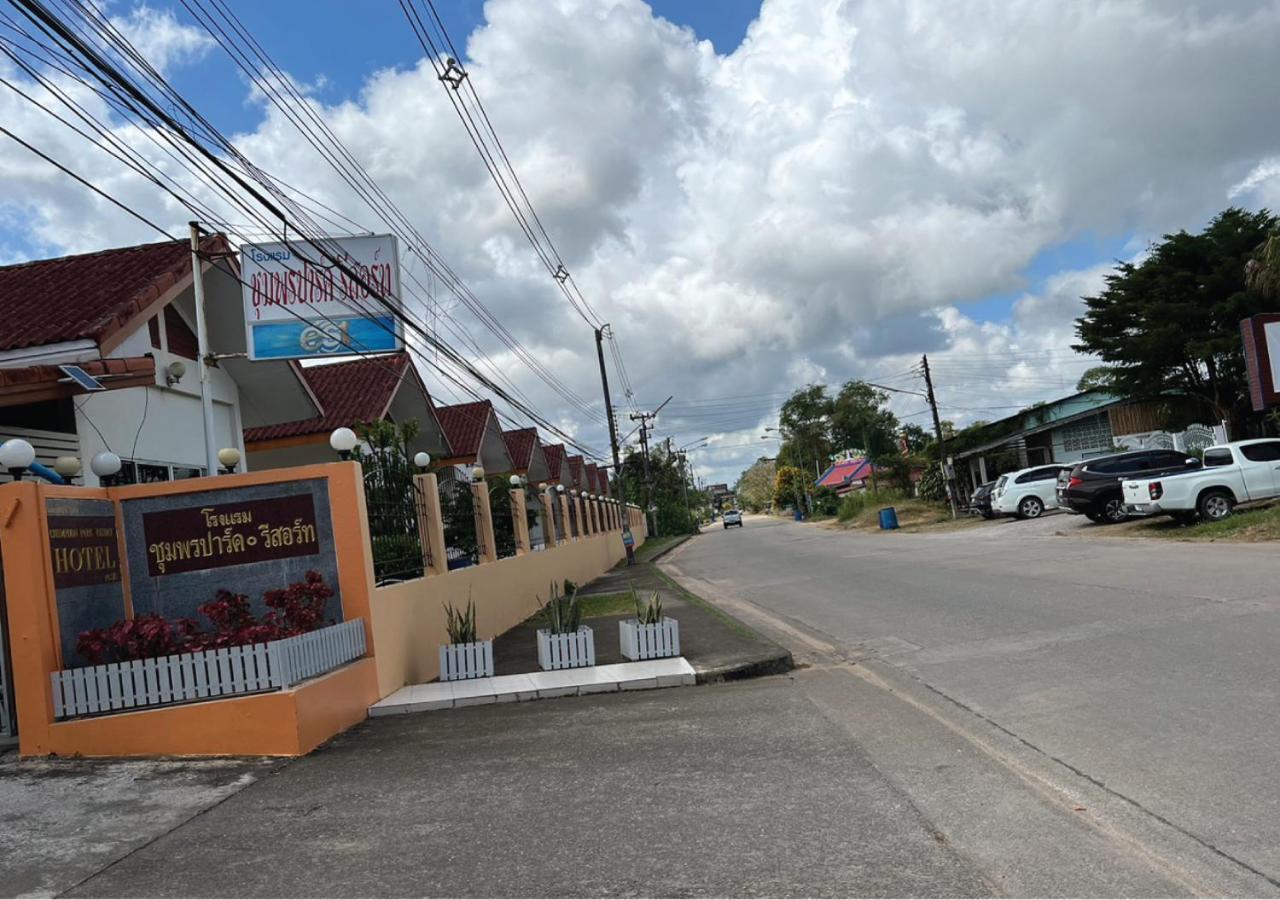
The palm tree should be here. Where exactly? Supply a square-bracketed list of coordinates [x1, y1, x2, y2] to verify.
[1246, 229, 1280, 299]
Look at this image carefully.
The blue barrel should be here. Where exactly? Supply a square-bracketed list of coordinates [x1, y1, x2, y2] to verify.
[879, 507, 899, 530]
[794, 508, 804, 521]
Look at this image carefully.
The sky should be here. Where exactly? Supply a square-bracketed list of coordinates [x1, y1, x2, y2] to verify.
[3, 0, 1280, 487]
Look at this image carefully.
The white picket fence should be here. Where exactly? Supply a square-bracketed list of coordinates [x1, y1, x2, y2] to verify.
[439, 639, 494, 681]
[50, 618, 367, 720]
[619, 617, 680, 661]
[536, 626, 595, 670]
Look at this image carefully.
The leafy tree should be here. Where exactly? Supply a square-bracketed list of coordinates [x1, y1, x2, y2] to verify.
[772, 465, 810, 511]
[617, 444, 699, 535]
[918, 464, 947, 502]
[734, 457, 777, 512]
[1076, 366, 1115, 392]
[900, 423, 931, 454]
[1245, 227, 1280, 299]
[777, 385, 833, 477]
[830, 381, 900, 462]
[1075, 207, 1277, 428]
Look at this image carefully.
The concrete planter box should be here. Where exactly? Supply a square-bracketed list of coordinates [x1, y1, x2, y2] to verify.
[536, 626, 595, 670]
[439, 639, 494, 681]
[619, 617, 680, 661]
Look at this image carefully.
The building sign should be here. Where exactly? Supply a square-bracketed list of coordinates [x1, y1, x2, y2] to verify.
[47, 514, 120, 589]
[241, 234, 402, 360]
[45, 498, 126, 666]
[1241, 314, 1280, 411]
[142, 494, 319, 577]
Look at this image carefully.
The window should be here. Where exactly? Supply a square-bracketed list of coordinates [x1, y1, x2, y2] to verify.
[1240, 442, 1280, 462]
[100, 460, 207, 486]
[1203, 448, 1234, 467]
[1017, 467, 1060, 483]
[1059, 414, 1114, 453]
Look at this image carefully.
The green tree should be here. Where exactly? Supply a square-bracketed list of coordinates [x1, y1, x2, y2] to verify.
[734, 457, 777, 512]
[617, 444, 699, 535]
[1076, 365, 1115, 392]
[829, 380, 901, 462]
[1074, 207, 1277, 428]
[772, 465, 811, 511]
[777, 385, 833, 477]
[1245, 227, 1280, 299]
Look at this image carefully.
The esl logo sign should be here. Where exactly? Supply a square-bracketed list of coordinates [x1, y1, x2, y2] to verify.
[240, 234, 403, 360]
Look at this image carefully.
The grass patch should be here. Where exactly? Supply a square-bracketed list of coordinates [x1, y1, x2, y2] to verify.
[649, 567, 761, 641]
[833, 490, 977, 533]
[1118, 500, 1280, 542]
[574, 592, 638, 619]
[632, 534, 687, 563]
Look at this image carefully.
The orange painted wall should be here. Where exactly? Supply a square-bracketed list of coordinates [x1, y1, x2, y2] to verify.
[0, 463, 379, 758]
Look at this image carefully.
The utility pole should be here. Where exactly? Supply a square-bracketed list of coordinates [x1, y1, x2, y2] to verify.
[677, 451, 692, 528]
[922, 354, 957, 518]
[189, 222, 218, 477]
[629, 396, 669, 538]
[594, 326, 634, 563]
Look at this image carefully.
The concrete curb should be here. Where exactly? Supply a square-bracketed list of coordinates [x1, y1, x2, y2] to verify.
[693, 648, 795, 684]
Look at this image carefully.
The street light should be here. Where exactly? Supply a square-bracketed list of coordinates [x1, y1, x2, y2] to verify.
[0, 439, 35, 480]
[413, 451, 431, 471]
[329, 427, 358, 460]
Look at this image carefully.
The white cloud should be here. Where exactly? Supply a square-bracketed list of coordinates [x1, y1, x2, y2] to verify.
[108, 5, 215, 74]
[2, 0, 1280, 484]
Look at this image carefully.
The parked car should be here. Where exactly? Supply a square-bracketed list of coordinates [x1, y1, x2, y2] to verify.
[722, 509, 743, 528]
[1122, 439, 1280, 523]
[991, 464, 1069, 519]
[969, 481, 996, 519]
[1056, 449, 1201, 524]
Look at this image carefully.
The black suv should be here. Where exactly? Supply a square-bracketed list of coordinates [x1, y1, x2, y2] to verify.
[1057, 449, 1201, 523]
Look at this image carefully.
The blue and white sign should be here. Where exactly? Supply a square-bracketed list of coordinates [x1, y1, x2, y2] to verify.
[241, 234, 402, 360]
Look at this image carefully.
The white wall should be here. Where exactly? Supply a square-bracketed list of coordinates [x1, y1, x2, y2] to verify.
[74, 318, 245, 486]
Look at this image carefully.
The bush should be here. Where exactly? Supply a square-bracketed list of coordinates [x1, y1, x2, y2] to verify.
[811, 485, 840, 516]
[837, 488, 907, 523]
[77, 571, 336, 664]
[917, 464, 947, 502]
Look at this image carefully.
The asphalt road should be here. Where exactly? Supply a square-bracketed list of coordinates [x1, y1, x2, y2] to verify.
[663, 514, 1280, 896]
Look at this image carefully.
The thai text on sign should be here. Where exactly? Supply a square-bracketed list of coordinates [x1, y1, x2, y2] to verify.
[143, 494, 320, 577]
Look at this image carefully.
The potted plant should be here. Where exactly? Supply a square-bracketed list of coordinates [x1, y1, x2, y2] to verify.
[619, 586, 680, 661]
[439, 595, 493, 681]
[536, 582, 595, 670]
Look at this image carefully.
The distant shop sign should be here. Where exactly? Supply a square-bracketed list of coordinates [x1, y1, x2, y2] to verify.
[241, 234, 402, 360]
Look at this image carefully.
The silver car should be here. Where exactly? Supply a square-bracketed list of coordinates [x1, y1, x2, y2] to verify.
[722, 509, 743, 528]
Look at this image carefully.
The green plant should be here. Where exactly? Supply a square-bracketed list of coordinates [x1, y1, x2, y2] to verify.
[562, 578, 578, 596]
[443, 593, 478, 645]
[539, 581, 583, 634]
[630, 584, 663, 624]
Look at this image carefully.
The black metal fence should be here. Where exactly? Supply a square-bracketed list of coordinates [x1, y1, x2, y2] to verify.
[362, 447, 425, 584]
[438, 476, 480, 569]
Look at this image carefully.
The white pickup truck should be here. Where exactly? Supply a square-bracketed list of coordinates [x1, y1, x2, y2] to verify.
[1122, 439, 1280, 523]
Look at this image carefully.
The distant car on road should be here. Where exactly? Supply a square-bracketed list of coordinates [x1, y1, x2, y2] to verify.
[991, 464, 1070, 519]
[1123, 439, 1280, 523]
[969, 481, 996, 519]
[1056, 449, 1200, 524]
[722, 509, 743, 528]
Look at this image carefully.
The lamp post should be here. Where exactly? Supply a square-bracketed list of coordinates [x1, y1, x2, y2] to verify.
[90, 451, 122, 485]
[329, 427, 358, 461]
[217, 447, 241, 475]
[0, 439, 35, 481]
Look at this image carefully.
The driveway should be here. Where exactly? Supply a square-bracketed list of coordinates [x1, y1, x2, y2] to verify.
[662, 514, 1280, 893]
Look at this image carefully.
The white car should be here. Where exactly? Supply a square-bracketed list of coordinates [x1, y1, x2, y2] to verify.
[722, 509, 743, 528]
[1122, 439, 1280, 523]
[990, 464, 1069, 519]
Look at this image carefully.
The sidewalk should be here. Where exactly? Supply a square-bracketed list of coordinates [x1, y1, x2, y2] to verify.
[492, 532, 793, 682]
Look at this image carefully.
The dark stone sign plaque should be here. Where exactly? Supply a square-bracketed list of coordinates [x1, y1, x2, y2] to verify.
[142, 493, 319, 577]
[45, 498, 127, 666]
[122, 479, 340, 624]
[48, 514, 121, 588]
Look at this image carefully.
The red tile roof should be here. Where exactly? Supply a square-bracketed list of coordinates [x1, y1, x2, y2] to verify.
[435, 400, 495, 460]
[543, 443, 567, 479]
[0, 356, 157, 408]
[502, 427, 538, 470]
[817, 458, 877, 489]
[243, 352, 413, 442]
[0, 236, 228, 352]
[566, 455, 585, 488]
